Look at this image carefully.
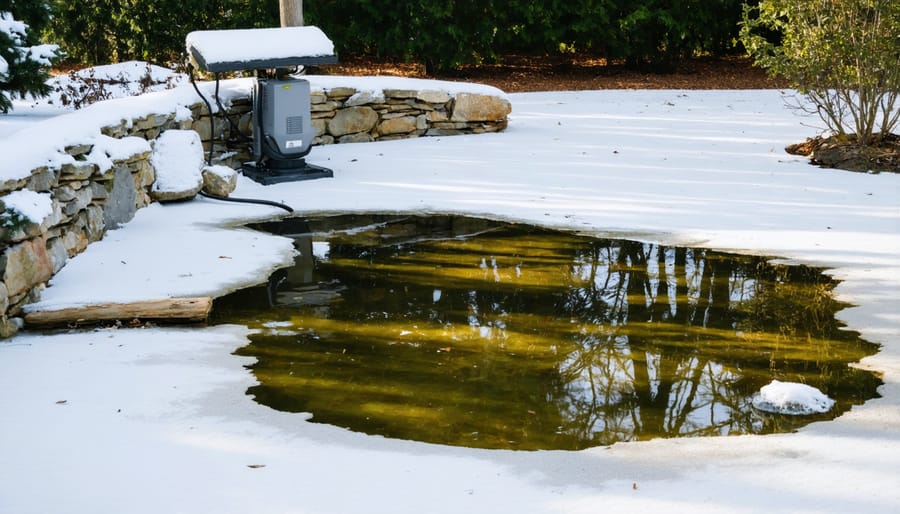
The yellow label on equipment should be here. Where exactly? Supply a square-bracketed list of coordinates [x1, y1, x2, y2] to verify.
[282, 85, 292, 90]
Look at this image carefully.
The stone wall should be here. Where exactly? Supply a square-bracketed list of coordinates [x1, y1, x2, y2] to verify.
[200, 85, 512, 169]
[310, 87, 510, 144]
[0, 80, 511, 337]
[0, 114, 192, 337]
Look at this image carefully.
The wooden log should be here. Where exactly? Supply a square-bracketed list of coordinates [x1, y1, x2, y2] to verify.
[23, 297, 213, 327]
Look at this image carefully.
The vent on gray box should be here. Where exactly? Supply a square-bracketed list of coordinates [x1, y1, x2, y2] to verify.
[286, 116, 305, 134]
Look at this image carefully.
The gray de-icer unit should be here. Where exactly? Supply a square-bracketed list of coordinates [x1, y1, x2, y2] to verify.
[246, 76, 327, 181]
[185, 26, 338, 184]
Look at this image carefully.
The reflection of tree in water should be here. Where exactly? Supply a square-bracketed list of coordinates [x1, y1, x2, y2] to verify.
[224, 215, 881, 450]
[555, 242, 747, 444]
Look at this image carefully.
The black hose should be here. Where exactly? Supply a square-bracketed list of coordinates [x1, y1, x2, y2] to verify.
[199, 190, 294, 213]
[188, 64, 216, 166]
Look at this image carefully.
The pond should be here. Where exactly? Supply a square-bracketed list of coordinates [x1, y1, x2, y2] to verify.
[211, 214, 882, 450]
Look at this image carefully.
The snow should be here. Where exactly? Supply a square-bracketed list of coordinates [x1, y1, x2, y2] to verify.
[24, 43, 57, 66]
[36, 60, 186, 108]
[1, 66, 900, 514]
[0, 11, 27, 38]
[0, 80, 241, 182]
[0, 189, 52, 225]
[0, 11, 60, 85]
[203, 163, 237, 180]
[307, 74, 508, 99]
[150, 129, 204, 193]
[186, 26, 335, 71]
[752, 380, 836, 415]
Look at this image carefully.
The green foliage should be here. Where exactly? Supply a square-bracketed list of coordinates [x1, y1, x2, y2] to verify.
[46, 0, 752, 73]
[0, 1, 60, 113]
[308, 0, 750, 72]
[48, 0, 279, 65]
[616, 0, 750, 68]
[740, 0, 900, 144]
[306, 0, 498, 73]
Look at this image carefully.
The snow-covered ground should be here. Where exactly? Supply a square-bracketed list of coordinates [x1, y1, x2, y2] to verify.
[1, 77, 899, 513]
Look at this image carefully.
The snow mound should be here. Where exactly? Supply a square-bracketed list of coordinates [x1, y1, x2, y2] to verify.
[150, 129, 204, 201]
[752, 380, 835, 415]
[32, 61, 186, 110]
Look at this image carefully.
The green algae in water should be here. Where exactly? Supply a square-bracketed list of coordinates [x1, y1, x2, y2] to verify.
[213, 214, 882, 450]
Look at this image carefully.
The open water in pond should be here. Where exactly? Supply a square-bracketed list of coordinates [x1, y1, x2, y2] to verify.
[212, 214, 881, 450]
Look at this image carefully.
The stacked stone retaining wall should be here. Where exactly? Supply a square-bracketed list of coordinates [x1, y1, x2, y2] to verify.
[0, 81, 511, 337]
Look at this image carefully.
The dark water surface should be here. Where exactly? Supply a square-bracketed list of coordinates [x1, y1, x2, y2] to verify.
[212, 214, 881, 450]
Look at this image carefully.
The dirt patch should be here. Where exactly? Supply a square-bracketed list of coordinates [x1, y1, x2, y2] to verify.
[786, 135, 900, 174]
[324, 54, 789, 92]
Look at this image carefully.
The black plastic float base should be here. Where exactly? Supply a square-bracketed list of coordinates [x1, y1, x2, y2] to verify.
[242, 161, 334, 185]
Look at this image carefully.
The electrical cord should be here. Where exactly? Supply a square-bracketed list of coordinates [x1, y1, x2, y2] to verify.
[188, 63, 216, 166]
[199, 190, 294, 213]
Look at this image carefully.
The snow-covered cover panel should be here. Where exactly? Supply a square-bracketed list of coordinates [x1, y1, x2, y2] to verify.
[752, 380, 836, 415]
[186, 26, 337, 73]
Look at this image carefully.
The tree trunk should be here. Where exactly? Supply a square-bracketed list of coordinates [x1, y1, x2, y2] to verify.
[23, 297, 213, 327]
[280, 0, 304, 27]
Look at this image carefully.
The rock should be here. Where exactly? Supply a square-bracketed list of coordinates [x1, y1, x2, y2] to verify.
[450, 93, 512, 122]
[384, 89, 418, 99]
[0, 282, 7, 313]
[416, 90, 451, 104]
[2, 237, 53, 297]
[752, 380, 835, 415]
[134, 159, 155, 188]
[378, 116, 417, 135]
[191, 117, 227, 141]
[326, 87, 357, 99]
[84, 205, 105, 242]
[0, 177, 27, 196]
[133, 113, 171, 131]
[46, 237, 68, 274]
[61, 227, 88, 257]
[337, 133, 374, 144]
[101, 121, 128, 138]
[328, 106, 379, 137]
[310, 100, 343, 113]
[425, 110, 449, 123]
[311, 118, 328, 137]
[149, 130, 204, 202]
[59, 162, 97, 181]
[0, 316, 23, 338]
[101, 166, 138, 230]
[202, 165, 238, 197]
[64, 143, 93, 158]
[62, 187, 93, 216]
[26, 167, 57, 192]
[346, 91, 385, 106]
